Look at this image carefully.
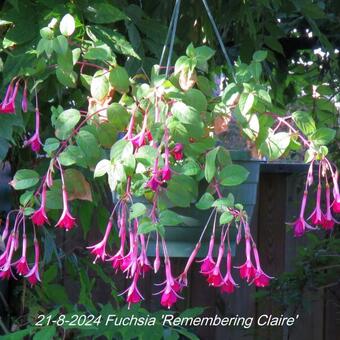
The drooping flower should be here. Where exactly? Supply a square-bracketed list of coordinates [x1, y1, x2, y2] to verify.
[31, 184, 49, 226]
[155, 258, 182, 309]
[120, 268, 144, 309]
[24, 108, 42, 153]
[322, 184, 336, 230]
[153, 234, 161, 274]
[87, 218, 113, 263]
[206, 242, 224, 287]
[235, 235, 256, 282]
[146, 157, 162, 191]
[309, 184, 325, 226]
[0, 80, 20, 114]
[332, 171, 340, 214]
[198, 235, 215, 275]
[21, 80, 28, 113]
[25, 239, 41, 286]
[14, 235, 30, 276]
[56, 180, 76, 231]
[220, 251, 238, 294]
[138, 234, 152, 274]
[171, 143, 184, 161]
[146, 175, 162, 191]
[252, 245, 272, 287]
[177, 242, 201, 289]
[291, 190, 316, 237]
[162, 145, 172, 181]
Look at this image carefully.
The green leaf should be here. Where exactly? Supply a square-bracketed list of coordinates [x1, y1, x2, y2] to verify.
[109, 65, 129, 92]
[53, 35, 69, 55]
[166, 175, 197, 208]
[33, 326, 57, 340]
[238, 92, 254, 115]
[195, 46, 215, 63]
[219, 164, 249, 186]
[110, 139, 133, 162]
[138, 219, 158, 234]
[252, 50, 267, 62]
[260, 132, 291, 160]
[91, 70, 109, 100]
[56, 68, 77, 88]
[43, 138, 60, 156]
[11, 169, 40, 190]
[292, 111, 316, 136]
[20, 190, 34, 206]
[94, 159, 111, 178]
[220, 211, 234, 224]
[310, 127, 336, 146]
[205, 147, 218, 182]
[196, 192, 215, 210]
[159, 210, 183, 226]
[85, 3, 127, 24]
[107, 103, 130, 130]
[172, 102, 200, 125]
[55, 109, 80, 140]
[129, 203, 147, 220]
[76, 130, 102, 167]
[212, 195, 235, 209]
[135, 145, 158, 167]
[183, 89, 207, 112]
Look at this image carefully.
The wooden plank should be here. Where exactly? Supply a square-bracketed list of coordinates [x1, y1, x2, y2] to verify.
[255, 173, 286, 340]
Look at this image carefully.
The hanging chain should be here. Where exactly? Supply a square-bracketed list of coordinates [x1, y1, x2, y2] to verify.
[160, 0, 236, 82]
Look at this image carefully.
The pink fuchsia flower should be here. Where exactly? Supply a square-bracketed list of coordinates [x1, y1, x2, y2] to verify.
[24, 109, 42, 153]
[0, 232, 17, 280]
[322, 184, 336, 230]
[162, 164, 172, 181]
[146, 157, 162, 191]
[21, 80, 28, 113]
[146, 175, 162, 191]
[55, 183, 76, 231]
[155, 258, 182, 309]
[87, 218, 113, 263]
[138, 234, 152, 274]
[309, 184, 325, 226]
[171, 143, 184, 161]
[235, 235, 256, 282]
[220, 251, 238, 294]
[291, 190, 316, 237]
[252, 246, 272, 288]
[197, 235, 215, 275]
[14, 235, 30, 276]
[153, 234, 161, 274]
[206, 242, 225, 287]
[0, 80, 20, 114]
[120, 230, 139, 278]
[25, 238, 41, 286]
[107, 248, 124, 272]
[120, 268, 144, 309]
[162, 145, 172, 181]
[332, 171, 340, 214]
[177, 242, 201, 289]
[31, 184, 49, 226]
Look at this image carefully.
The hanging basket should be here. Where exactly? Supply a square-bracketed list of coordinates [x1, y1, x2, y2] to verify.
[147, 151, 262, 257]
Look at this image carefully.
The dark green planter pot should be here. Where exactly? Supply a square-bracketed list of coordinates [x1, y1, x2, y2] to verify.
[147, 151, 262, 257]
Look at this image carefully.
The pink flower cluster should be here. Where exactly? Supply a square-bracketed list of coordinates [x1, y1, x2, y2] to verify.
[32, 161, 76, 231]
[0, 211, 41, 285]
[292, 158, 340, 237]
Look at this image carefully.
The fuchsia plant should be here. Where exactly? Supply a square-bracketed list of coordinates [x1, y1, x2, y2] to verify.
[0, 14, 338, 311]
